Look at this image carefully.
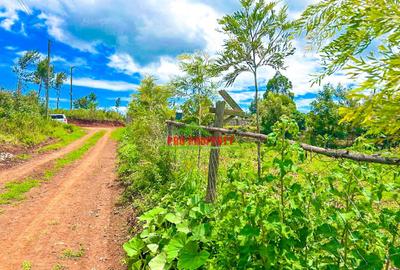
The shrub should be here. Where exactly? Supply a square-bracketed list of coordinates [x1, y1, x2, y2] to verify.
[0, 90, 80, 146]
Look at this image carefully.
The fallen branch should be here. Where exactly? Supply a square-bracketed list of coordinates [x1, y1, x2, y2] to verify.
[166, 120, 400, 165]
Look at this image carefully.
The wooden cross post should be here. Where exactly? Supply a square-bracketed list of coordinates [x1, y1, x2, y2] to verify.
[205, 91, 245, 203]
[205, 101, 225, 203]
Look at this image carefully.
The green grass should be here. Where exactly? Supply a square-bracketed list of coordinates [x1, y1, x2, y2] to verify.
[0, 180, 40, 204]
[61, 245, 85, 259]
[52, 263, 66, 270]
[0, 131, 105, 205]
[38, 125, 86, 153]
[21, 260, 32, 270]
[55, 130, 105, 169]
[110, 127, 125, 142]
[16, 153, 32, 161]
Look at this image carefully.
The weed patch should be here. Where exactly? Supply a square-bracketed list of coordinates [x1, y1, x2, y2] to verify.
[61, 245, 85, 259]
[21, 260, 32, 270]
[52, 263, 66, 270]
[38, 126, 86, 153]
[0, 180, 39, 204]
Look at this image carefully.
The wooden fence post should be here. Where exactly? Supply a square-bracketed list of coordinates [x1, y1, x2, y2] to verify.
[205, 101, 225, 203]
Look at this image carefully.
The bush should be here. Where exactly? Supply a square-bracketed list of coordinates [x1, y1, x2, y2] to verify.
[0, 90, 80, 146]
[121, 117, 400, 269]
[53, 108, 124, 123]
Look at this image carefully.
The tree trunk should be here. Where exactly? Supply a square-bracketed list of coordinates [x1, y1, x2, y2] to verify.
[17, 79, 22, 95]
[197, 92, 202, 169]
[38, 80, 42, 98]
[253, 69, 261, 179]
[56, 90, 60, 110]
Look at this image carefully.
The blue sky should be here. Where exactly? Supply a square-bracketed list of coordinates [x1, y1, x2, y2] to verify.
[0, 0, 357, 113]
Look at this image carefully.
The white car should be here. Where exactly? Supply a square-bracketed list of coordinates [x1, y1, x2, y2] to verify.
[50, 114, 68, 124]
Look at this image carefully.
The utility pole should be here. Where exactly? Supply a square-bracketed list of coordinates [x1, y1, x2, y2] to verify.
[70, 66, 75, 110]
[45, 39, 51, 117]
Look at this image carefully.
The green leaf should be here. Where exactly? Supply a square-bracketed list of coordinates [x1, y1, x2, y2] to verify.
[123, 237, 145, 257]
[177, 221, 191, 234]
[322, 239, 341, 257]
[240, 224, 260, 237]
[390, 244, 400, 268]
[140, 207, 167, 222]
[147, 244, 159, 253]
[165, 213, 182, 224]
[149, 252, 167, 270]
[178, 241, 210, 270]
[164, 232, 187, 263]
[191, 224, 208, 241]
[316, 223, 337, 238]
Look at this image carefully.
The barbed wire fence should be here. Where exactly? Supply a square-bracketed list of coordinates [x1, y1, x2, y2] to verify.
[164, 100, 400, 203]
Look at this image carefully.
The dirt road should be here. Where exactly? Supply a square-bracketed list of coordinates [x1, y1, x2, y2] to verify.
[0, 128, 127, 270]
[0, 128, 99, 184]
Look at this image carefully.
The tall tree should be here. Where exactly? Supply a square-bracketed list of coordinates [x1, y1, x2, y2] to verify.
[54, 72, 67, 109]
[12, 50, 40, 95]
[129, 76, 174, 120]
[249, 71, 294, 114]
[297, 0, 400, 142]
[33, 58, 48, 98]
[173, 52, 219, 168]
[73, 92, 98, 110]
[305, 84, 352, 147]
[264, 71, 293, 99]
[259, 92, 297, 134]
[217, 0, 295, 177]
[115, 97, 121, 113]
[181, 95, 214, 126]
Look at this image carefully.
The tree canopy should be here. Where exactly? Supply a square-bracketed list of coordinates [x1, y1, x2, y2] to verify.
[73, 92, 97, 110]
[297, 0, 400, 142]
[12, 50, 41, 94]
[264, 71, 293, 99]
[129, 76, 174, 121]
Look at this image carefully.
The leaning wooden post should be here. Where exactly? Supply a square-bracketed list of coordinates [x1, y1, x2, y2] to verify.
[205, 101, 225, 203]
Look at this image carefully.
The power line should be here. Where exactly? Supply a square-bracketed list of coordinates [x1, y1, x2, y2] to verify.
[17, 0, 31, 15]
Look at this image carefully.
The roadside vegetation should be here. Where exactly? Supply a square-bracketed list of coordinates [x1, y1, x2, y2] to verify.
[1, 46, 123, 154]
[52, 92, 125, 124]
[53, 108, 124, 123]
[0, 90, 83, 148]
[117, 0, 400, 269]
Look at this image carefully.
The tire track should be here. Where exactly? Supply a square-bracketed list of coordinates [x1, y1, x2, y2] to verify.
[0, 128, 127, 270]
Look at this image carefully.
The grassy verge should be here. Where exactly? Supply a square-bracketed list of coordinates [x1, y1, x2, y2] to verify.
[110, 127, 125, 142]
[38, 125, 86, 153]
[0, 131, 105, 205]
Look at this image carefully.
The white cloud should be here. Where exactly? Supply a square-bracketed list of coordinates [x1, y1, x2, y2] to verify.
[49, 97, 68, 102]
[108, 106, 128, 114]
[38, 12, 98, 53]
[108, 53, 181, 83]
[1, 0, 223, 58]
[5, 46, 17, 51]
[0, 0, 20, 30]
[73, 78, 138, 92]
[107, 53, 141, 75]
[107, 97, 131, 102]
[16, 50, 66, 63]
[226, 90, 255, 104]
[224, 40, 358, 99]
[295, 97, 315, 112]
